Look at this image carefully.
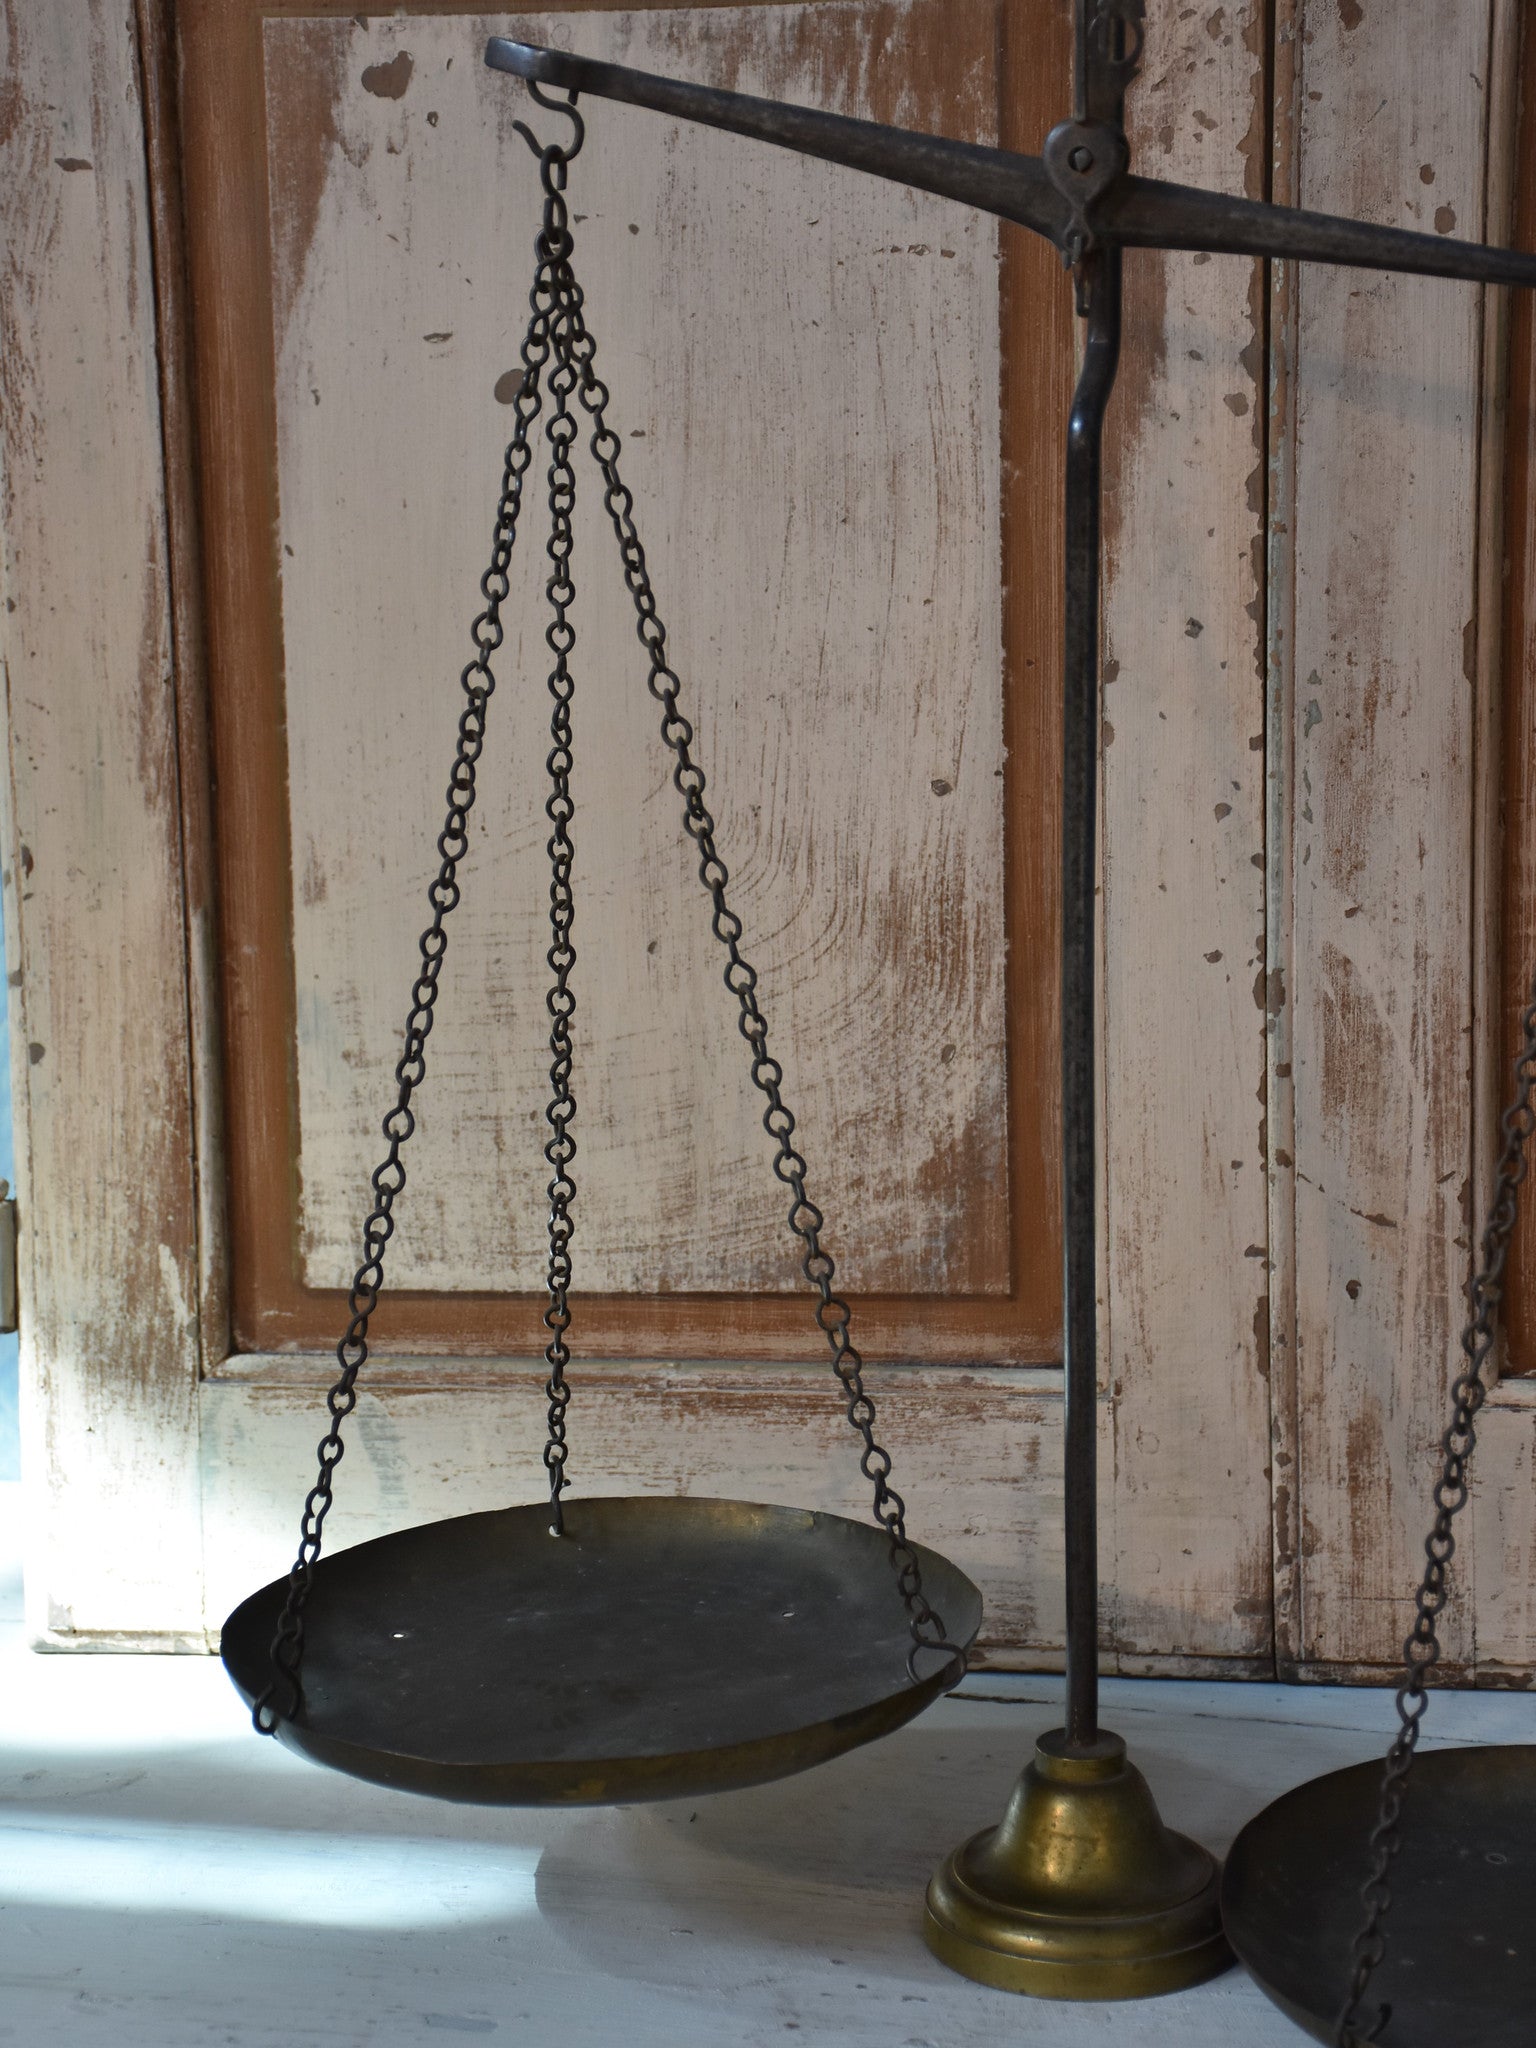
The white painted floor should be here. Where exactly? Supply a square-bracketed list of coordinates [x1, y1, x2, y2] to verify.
[1, 1480, 1530, 2047]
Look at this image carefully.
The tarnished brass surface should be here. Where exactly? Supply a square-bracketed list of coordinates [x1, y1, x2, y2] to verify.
[222, 1495, 981, 1806]
[923, 1729, 1231, 1999]
[1223, 1744, 1536, 2046]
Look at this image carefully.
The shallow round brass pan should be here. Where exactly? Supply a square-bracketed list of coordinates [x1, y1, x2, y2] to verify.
[1221, 1744, 1536, 2045]
[221, 1495, 982, 1806]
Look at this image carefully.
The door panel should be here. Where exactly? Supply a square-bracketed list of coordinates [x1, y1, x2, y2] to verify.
[180, 0, 1070, 1366]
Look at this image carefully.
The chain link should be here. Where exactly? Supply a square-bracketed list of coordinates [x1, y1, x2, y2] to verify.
[1336, 970, 1536, 2041]
[1088, 1, 1146, 70]
[252, 149, 565, 1735]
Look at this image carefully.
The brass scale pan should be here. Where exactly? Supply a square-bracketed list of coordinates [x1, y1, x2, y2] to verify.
[223, 1497, 982, 1805]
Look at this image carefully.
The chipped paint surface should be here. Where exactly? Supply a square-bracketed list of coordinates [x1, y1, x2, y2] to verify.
[202, 1356, 1159, 1675]
[265, 8, 1009, 1300]
[0, 0, 203, 1638]
[1097, 1, 1275, 1664]
[1275, 0, 1504, 1674]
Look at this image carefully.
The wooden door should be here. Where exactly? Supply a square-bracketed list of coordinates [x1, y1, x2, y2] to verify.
[5, 0, 1393, 1682]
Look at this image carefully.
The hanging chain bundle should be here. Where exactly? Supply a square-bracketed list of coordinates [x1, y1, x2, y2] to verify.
[1336, 974, 1536, 2043]
[534, 167, 581, 1539]
[254, 88, 960, 1732]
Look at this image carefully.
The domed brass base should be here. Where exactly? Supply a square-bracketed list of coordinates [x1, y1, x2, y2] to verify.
[924, 1728, 1232, 2000]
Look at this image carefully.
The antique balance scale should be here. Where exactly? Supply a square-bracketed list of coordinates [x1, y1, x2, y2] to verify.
[221, 3, 1536, 2038]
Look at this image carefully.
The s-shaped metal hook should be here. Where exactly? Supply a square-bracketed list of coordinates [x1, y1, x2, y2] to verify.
[512, 79, 585, 185]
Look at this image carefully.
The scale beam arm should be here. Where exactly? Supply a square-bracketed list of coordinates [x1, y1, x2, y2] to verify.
[1106, 174, 1536, 289]
[484, 38, 1065, 241]
[486, 36, 1536, 292]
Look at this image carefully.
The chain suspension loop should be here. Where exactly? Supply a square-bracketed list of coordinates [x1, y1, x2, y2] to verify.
[538, 173, 582, 1537]
[1336, 970, 1536, 2041]
[252, 154, 569, 1737]
[549, 278, 963, 1684]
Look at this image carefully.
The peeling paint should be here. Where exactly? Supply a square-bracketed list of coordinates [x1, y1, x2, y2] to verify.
[361, 51, 413, 100]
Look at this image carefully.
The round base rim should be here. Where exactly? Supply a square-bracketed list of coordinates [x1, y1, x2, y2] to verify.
[923, 1839, 1232, 2001]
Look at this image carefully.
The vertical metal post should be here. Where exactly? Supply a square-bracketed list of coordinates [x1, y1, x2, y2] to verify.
[1061, 245, 1122, 1752]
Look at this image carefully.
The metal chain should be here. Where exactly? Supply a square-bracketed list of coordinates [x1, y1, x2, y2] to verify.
[538, 169, 582, 1538]
[1336, 969, 1536, 2041]
[256, 90, 962, 1719]
[548, 257, 964, 1683]
[252, 143, 570, 1734]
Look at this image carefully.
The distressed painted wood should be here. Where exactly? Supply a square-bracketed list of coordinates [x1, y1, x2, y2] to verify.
[1271, 0, 1530, 1676]
[179, 0, 1066, 1368]
[1265, 0, 1305, 1674]
[200, 1356, 1273, 1674]
[17, 0, 1532, 1675]
[190, 0, 1280, 1673]
[1499, 4, 1536, 1378]
[0, 1, 204, 1643]
[1097, 0, 1277, 1662]
[1470, 1382, 1536, 1678]
[136, 0, 231, 1370]
[1467, 1, 1536, 1680]
[271, 6, 1007, 1308]
[1097, 2, 1276, 1666]
[201, 1360, 1065, 1666]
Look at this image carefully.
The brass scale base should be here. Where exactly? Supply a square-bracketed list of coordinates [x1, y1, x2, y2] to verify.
[229, 9, 1536, 2026]
[924, 1729, 1226, 1999]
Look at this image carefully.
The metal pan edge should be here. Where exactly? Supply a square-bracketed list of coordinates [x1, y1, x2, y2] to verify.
[221, 1495, 983, 1807]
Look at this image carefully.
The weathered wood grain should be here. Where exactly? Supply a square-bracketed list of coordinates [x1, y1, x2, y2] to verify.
[1469, 1383, 1536, 1679]
[0, 1, 204, 1642]
[19, 0, 1529, 1674]
[1274, 0, 1497, 1674]
[204, 0, 1277, 1662]
[203, 1360, 1063, 1666]
[1468, 0, 1536, 1679]
[136, 0, 230, 1370]
[1097, 2, 1275, 1664]
[200, 1355, 1270, 1674]
[189, 0, 1277, 1665]
[265, 5, 1009, 1307]
[1266, 0, 1304, 1675]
